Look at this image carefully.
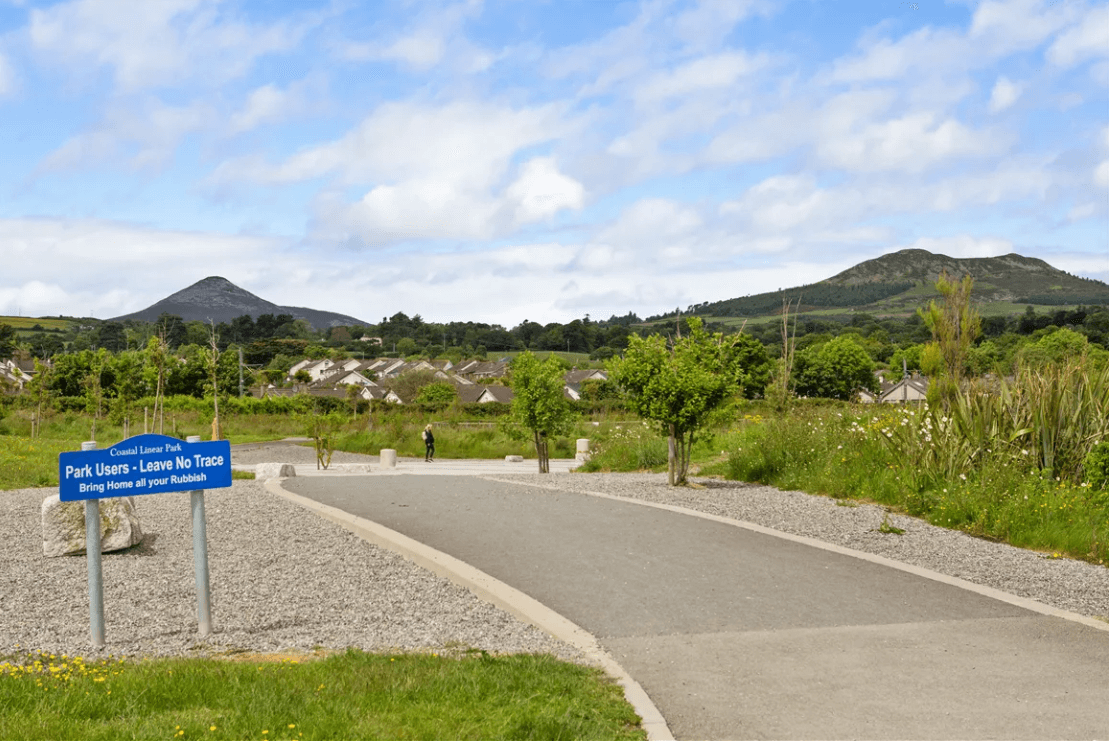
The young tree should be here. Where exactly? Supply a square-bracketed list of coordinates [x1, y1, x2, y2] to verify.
[920, 270, 981, 405]
[383, 369, 439, 403]
[509, 351, 576, 473]
[415, 381, 458, 409]
[144, 334, 170, 434]
[793, 336, 878, 401]
[609, 317, 736, 485]
[26, 360, 54, 438]
[728, 333, 773, 399]
[207, 322, 222, 440]
[82, 349, 109, 441]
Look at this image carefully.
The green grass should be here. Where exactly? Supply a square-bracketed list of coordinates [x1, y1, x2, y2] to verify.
[0, 649, 645, 741]
[717, 404, 1109, 565]
[0, 403, 629, 488]
[0, 435, 74, 489]
[576, 421, 669, 473]
[579, 397, 1109, 565]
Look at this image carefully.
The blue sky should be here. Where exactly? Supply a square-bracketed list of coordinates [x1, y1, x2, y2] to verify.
[1, 0, 1106, 326]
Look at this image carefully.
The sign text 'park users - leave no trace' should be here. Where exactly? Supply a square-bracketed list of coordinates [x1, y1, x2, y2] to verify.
[59, 434, 233, 501]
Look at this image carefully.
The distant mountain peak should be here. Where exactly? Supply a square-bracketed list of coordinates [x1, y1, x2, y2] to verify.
[110, 277, 368, 330]
[656, 248, 1109, 321]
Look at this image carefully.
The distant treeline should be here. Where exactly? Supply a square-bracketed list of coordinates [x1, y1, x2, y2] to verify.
[1015, 294, 1109, 306]
[650, 282, 916, 320]
[6, 303, 1108, 372]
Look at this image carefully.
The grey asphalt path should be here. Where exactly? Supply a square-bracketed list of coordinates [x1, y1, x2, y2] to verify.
[281, 474, 1109, 740]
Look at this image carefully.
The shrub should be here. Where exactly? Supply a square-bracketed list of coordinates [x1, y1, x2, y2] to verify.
[1085, 441, 1109, 490]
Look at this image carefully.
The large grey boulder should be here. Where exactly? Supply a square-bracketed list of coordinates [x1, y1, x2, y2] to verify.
[255, 463, 297, 480]
[41, 495, 144, 558]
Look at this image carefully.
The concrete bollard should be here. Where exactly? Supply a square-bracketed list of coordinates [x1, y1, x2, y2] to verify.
[380, 449, 397, 469]
[576, 438, 590, 461]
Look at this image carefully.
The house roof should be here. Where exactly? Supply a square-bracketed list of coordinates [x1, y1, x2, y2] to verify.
[455, 360, 509, 378]
[878, 377, 929, 403]
[565, 369, 607, 384]
[476, 385, 514, 403]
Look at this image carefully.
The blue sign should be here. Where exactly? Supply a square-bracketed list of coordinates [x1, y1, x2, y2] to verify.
[59, 434, 232, 502]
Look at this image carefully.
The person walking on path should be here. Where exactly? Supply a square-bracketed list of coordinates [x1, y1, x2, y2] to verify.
[422, 424, 435, 462]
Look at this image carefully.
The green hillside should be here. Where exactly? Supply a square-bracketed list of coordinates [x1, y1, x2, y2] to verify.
[653, 249, 1109, 323]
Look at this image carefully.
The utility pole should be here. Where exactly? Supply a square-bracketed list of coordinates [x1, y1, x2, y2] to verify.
[238, 347, 244, 397]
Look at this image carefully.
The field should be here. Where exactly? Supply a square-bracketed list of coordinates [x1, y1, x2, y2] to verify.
[0, 316, 77, 337]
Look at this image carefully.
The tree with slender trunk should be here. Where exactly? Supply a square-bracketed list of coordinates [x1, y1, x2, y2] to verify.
[82, 349, 107, 441]
[609, 317, 737, 485]
[26, 360, 53, 439]
[509, 351, 576, 473]
[145, 333, 169, 434]
[207, 321, 221, 441]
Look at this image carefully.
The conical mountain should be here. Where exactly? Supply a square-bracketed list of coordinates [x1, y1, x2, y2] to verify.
[110, 277, 367, 330]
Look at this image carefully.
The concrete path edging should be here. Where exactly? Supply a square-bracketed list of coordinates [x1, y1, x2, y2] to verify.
[481, 476, 1109, 634]
[263, 478, 676, 741]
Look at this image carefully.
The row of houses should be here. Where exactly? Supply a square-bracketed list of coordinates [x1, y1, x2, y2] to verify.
[261, 357, 610, 405]
[2, 350, 938, 405]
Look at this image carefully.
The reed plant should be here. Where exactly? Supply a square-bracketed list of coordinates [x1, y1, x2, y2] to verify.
[721, 360, 1109, 563]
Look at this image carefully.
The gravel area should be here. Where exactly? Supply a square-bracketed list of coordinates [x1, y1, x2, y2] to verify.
[5, 443, 1106, 663]
[488, 472, 1109, 622]
[1, 479, 583, 662]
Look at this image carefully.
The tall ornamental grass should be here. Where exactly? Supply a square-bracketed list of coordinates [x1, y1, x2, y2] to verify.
[876, 358, 1109, 489]
[723, 360, 1109, 564]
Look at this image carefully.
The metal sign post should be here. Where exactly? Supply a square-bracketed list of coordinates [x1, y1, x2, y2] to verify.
[81, 441, 105, 648]
[60, 434, 232, 647]
[187, 435, 213, 637]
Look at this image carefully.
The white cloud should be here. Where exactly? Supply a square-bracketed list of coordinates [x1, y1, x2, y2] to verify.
[633, 50, 766, 105]
[595, 198, 703, 253]
[505, 157, 585, 224]
[1095, 160, 1109, 188]
[384, 32, 446, 70]
[0, 52, 14, 96]
[831, 25, 969, 83]
[0, 217, 278, 317]
[29, 0, 309, 92]
[1047, 4, 1109, 68]
[671, 0, 771, 50]
[717, 165, 1052, 245]
[816, 108, 1001, 173]
[969, 0, 1077, 56]
[988, 76, 1021, 113]
[222, 100, 567, 187]
[40, 98, 215, 172]
[334, 0, 492, 73]
[704, 102, 810, 164]
[215, 99, 578, 243]
[228, 79, 314, 135]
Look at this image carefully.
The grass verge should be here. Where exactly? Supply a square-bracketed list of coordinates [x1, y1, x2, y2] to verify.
[581, 403, 1108, 566]
[0, 649, 645, 741]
